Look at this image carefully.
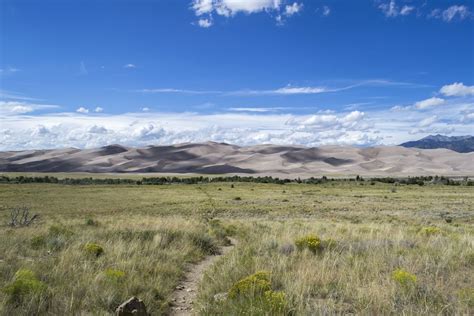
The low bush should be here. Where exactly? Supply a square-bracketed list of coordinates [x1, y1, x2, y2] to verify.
[295, 234, 322, 253]
[103, 269, 126, 283]
[3, 269, 46, 303]
[420, 226, 441, 236]
[228, 271, 272, 299]
[264, 290, 288, 313]
[392, 268, 417, 288]
[83, 243, 104, 257]
[85, 218, 99, 226]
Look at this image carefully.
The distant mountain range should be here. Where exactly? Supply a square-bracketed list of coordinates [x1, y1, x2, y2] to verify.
[400, 135, 474, 153]
[1, 142, 473, 176]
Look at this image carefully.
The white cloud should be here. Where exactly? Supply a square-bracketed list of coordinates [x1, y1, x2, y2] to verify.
[274, 86, 327, 95]
[0, 110, 381, 150]
[460, 109, 474, 123]
[414, 97, 445, 110]
[198, 18, 213, 27]
[124, 64, 136, 69]
[142, 107, 151, 112]
[94, 107, 104, 113]
[285, 2, 303, 16]
[229, 107, 279, 112]
[419, 115, 438, 127]
[440, 82, 474, 97]
[442, 5, 470, 22]
[0, 101, 58, 115]
[322, 6, 331, 16]
[400, 5, 414, 16]
[191, 0, 304, 26]
[76, 107, 89, 113]
[378, 1, 415, 17]
[2, 100, 473, 150]
[134, 80, 426, 96]
[88, 125, 108, 134]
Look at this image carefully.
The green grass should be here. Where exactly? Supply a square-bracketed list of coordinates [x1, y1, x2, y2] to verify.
[0, 181, 472, 315]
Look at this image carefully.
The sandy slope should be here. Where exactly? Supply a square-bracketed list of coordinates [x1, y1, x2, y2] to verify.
[1, 142, 473, 176]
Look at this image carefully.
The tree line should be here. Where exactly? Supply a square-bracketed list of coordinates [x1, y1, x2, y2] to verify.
[0, 175, 472, 186]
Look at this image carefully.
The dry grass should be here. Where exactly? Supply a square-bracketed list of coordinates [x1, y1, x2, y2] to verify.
[0, 181, 472, 315]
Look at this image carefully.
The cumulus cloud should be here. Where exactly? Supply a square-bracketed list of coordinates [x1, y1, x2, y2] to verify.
[0, 101, 58, 115]
[285, 2, 303, 16]
[124, 64, 136, 69]
[197, 18, 213, 27]
[0, 110, 384, 150]
[191, 0, 303, 26]
[440, 82, 474, 97]
[88, 125, 108, 134]
[76, 107, 89, 113]
[414, 97, 445, 110]
[94, 107, 104, 113]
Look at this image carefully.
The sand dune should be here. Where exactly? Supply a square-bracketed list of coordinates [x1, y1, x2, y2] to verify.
[1, 142, 473, 176]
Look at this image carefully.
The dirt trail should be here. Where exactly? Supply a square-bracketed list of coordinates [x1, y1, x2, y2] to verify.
[169, 238, 236, 315]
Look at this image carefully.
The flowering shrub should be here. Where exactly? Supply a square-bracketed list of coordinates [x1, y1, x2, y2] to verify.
[295, 234, 322, 253]
[264, 290, 288, 312]
[84, 243, 104, 257]
[420, 226, 441, 236]
[392, 269, 417, 287]
[104, 268, 125, 283]
[3, 269, 46, 303]
[228, 271, 271, 299]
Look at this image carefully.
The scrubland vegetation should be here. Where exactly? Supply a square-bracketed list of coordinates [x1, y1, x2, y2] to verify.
[0, 179, 473, 315]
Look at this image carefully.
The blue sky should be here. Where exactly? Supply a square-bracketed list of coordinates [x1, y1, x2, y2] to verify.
[1, 0, 473, 150]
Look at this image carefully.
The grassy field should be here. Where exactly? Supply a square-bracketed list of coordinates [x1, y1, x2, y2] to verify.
[0, 181, 473, 315]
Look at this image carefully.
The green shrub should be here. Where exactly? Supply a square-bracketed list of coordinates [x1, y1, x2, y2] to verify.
[234, 197, 242, 201]
[264, 290, 288, 313]
[30, 235, 46, 250]
[3, 269, 46, 303]
[104, 268, 125, 283]
[30, 225, 74, 251]
[228, 271, 272, 299]
[84, 243, 104, 257]
[392, 269, 417, 287]
[295, 234, 322, 253]
[420, 226, 441, 236]
[85, 218, 98, 226]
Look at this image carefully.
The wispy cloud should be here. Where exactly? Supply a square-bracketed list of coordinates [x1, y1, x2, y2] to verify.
[0, 101, 59, 115]
[430, 5, 471, 22]
[378, 1, 415, 17]
[0, 90, 40, 101]
[133, 79, 428, 96]
[134, 88, 223, 94]
[79, 61, 88, 75]
[0, 67, 21, 75]
[124, 64, 136, 69]
[228, 107, 286, 112]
